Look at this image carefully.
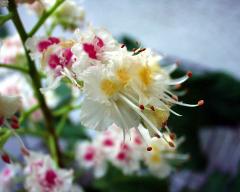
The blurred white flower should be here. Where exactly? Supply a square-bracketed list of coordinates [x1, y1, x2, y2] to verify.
[0, 93, 21, 118]
[138, 124, 188, 178]
[76, 141, 107, 178]
[0, 0, 8, 7]
[0, 165, 21, 192]
[53, 0, 85, 30]
[24, 152, 74, 192]
[0, 35, 24, 64]
[76, 124, 188, 178]
[0, 74, 43, 122]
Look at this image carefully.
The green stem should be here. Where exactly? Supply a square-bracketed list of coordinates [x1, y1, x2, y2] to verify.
[0, 13, 13, 25]
[0, 63, 29, 73]
[28, 0, 65, 37]
[19, 104, 40, 124]
[8, 0, 63, 167]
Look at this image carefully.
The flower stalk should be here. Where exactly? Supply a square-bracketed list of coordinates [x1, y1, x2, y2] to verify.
[7, 0, 63, 167]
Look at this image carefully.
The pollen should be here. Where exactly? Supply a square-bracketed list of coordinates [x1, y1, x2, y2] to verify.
[150, 154, 161, 163]
[101, 79, 119, 97]
[116, 68, 130, 85]
[138, 66, 152, 87]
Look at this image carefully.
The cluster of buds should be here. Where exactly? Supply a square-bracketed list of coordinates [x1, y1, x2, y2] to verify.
[0, 93, 29, 164]
[76, 124, 188, 178]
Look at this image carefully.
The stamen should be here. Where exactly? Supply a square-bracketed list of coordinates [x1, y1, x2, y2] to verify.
[168, 141, 175, 148]
[198, 100, 204, 106]
[170, 133, 176, 140]
[147, 146, 152, 151]
[119, 94, 164, 139]
[150, 106, 155, 111]
[121, 44, 125, 48]
[166, 75, 189, 85]
[112, 101, 127, 142]
[139, 104, 145, 110]
[172, 95, 178, 101]
[1, 153, 11, 164]
[21, 147, 30, 156]
[187, 71, 193, 78]
[154, 133, 160, 138]
[163, 63, 178, 74]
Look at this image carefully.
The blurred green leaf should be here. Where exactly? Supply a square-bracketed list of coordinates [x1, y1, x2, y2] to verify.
[93, 165, 169, 192]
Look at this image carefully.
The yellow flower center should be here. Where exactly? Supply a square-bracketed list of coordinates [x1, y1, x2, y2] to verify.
[100, 79, 118, 97]
[116, 68, 130, 86]
[138, 66, 152, 87]
[150, 153, 161, 164]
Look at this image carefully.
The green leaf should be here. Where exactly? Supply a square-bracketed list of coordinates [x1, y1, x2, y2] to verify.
[93, 164, 169, 192]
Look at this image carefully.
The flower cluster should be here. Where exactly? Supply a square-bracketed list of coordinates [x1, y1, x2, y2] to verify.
[0, 164, 20, 192]
[24, 152, 74, 192]
[0, 35, 24, 65]
[76, 124, 188, 178]
[27, 0, 85, 31]
[0, 152, 83, 192]
[27, 27, 203, 148]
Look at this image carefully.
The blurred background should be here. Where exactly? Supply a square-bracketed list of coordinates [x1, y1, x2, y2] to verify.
[1, 0, 240, 192]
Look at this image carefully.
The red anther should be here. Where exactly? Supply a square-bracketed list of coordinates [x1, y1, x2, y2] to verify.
[154, 133, 160, 138]
[140, 48, 146, 52]
[11, 122, 19, 129]
[147, 146, 152, 151]
[168, 141, 175, 148]
[11, 116, 18, 124]
[187, 71, 193, 78]
[198, 100, 204, 106]
[150, 106, 155, 111]
[0, 117, 4, 126]
[172, 95, 178, 101]
[1, 153, 11, 164]
[139, 104, 145, 110]
[170, 133, 176, 140]
[121, 44, 125, 48]
[21, 147, 30, 156]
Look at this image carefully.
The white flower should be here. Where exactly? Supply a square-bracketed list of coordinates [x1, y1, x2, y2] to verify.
[79, 65, 139, 131]
[24, 152, 74, 192]
[25, 36, 60, 60]
[0, 35, 24, 64]
[72, 27, 121, 74]
[76, 141, 107, 178]
[138, 125, 188, 178]
[26, 37, 76, 92]
[0, 0, 8, 7]
[78, 47, 203, 145]
[0, 165, 21, 192]
[0, 74, 43, 122]
[53, 0, 85, 30]
[0, 93, 21, 118]
[76, 124, 144, 177]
